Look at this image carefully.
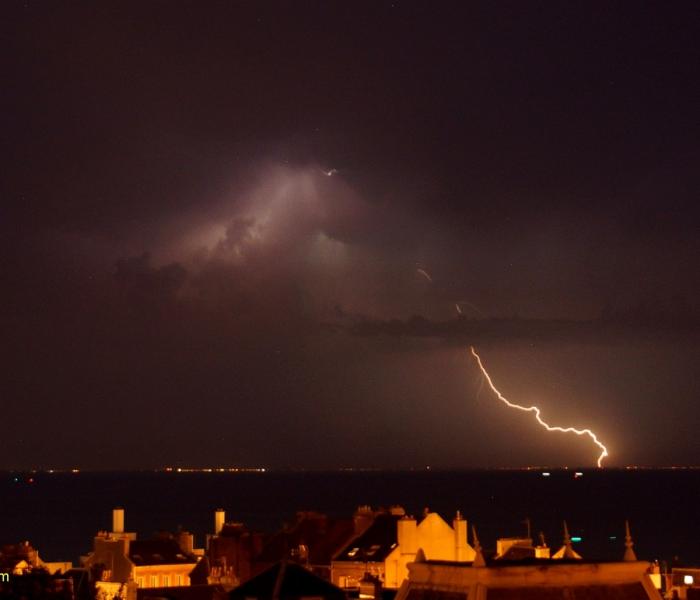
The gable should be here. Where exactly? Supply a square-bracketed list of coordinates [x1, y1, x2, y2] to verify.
[415, 514, 455, 561]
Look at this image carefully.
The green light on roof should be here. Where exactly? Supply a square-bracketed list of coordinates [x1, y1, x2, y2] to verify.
[571, 536, 583, 543]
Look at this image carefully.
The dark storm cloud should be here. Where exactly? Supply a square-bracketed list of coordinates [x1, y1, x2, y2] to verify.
[2, 1, 699, 469]
[115, 254, 187, 302]
[345, 312, 700, 345]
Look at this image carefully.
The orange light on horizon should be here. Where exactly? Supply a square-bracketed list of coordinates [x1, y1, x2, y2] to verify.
[470, 346, 609, 468]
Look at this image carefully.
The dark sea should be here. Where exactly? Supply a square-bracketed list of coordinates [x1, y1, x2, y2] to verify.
[1, 469, 698, 567]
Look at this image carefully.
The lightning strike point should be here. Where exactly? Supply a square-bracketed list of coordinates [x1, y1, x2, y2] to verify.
[469, 346, 609, 468]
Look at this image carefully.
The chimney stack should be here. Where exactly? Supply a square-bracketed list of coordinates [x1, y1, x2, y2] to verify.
[177, 531, 195, 555]
[112, 507, 125, 534]
[215, 509, 225, 535]
[397, 515, 418, 556]
[454, 510, 469, 562]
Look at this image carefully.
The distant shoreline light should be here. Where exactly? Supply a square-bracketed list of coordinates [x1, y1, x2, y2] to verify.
[4, 465, 700, 474]
[162, 466, 267, 473]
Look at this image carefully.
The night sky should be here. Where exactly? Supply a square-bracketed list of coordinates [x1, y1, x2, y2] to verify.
[3, 1, 699, 470]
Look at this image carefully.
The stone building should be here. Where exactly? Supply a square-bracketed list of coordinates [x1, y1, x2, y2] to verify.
[332, 507, 475, 590]
[83, 508, 201, 600]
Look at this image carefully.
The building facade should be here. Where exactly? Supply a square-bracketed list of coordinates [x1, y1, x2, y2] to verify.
[332, 508, 475, 590]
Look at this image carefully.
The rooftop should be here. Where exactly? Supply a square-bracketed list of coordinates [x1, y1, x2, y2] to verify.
[129, 539, 197, 566]
[334, 513, 402, 563]
[230, 561, 346, 600]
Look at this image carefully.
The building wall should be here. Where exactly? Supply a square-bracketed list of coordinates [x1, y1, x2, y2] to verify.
[669, 567, 700, 599]
[386, 514, 476, 589]
[133, 564, 194, 588]
[84, 537, 134, 583]
[44, 561, 73, 575]
[332, 560, 384, 589]
[332, 513, 476, 591]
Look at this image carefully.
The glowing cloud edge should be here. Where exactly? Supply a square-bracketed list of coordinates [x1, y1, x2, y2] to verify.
[470, 346, 609, 468]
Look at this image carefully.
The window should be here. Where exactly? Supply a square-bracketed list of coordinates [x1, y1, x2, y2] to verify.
[150, 576, 157, 587]
[177, 575, 183, 586]
[162, 575, 170, 587]
[136, 577, 144, 588]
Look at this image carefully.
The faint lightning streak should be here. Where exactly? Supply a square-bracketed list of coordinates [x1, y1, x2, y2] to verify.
[470, 346, 609, 468]
[319, 168, 338, 177]
[416, 268, 433, 282]
[456, 300, 485, 317]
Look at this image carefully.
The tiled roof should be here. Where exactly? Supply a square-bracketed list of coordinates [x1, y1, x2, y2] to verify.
[129, 539, 197, 566]
[256, 515, 356, 566]
[229, 561, 346, 600]
[334, 513, 401, 563]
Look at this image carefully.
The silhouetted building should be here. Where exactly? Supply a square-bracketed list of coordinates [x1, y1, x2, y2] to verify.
[253, 510, 361, 580]
[0, 569, 77, 599]
[0, 540, 72, 575]
[229, 561, 346, 600]
[204, 510, 266, 589]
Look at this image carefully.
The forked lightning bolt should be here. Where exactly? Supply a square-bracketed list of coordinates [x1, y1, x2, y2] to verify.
[470, 346, 609, 468]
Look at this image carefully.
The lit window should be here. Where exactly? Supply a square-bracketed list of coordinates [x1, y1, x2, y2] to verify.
[684, 575, 694, 585]
[150, 576, 157, 587]
[137, 577, 144, 588]
[177, 575, 183, 586]
[162, 575, 170, 587]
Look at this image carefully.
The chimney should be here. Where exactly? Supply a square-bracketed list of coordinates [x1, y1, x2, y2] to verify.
[215, 509, 225, 535]
[453, 510, 469, 562]
[353, 506, 374, 535]
[112, 508, 125, 534]
[177, 531, 194, 555]
[397, 515, 418, 556]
